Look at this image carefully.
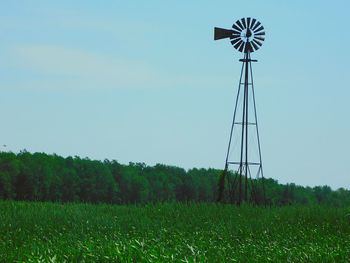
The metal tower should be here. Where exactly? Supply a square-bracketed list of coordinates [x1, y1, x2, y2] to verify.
[215, 18, 266, 205]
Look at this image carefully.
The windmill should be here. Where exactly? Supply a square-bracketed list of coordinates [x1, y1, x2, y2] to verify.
[215, 18, 266, 205]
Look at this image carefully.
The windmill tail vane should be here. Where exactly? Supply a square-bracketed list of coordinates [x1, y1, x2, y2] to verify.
[214, 18, 266, 205]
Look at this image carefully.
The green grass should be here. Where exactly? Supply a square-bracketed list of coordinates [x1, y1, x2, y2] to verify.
[1, 201, 350, 262]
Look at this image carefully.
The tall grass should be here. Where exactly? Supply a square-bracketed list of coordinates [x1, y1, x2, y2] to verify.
[1, 201, 350, 262]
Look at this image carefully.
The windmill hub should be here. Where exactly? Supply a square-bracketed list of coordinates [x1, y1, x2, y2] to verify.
[245, 28, 252, 38]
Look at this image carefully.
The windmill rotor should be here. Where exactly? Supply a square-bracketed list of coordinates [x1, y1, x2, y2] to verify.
[214, 17, 265, 53]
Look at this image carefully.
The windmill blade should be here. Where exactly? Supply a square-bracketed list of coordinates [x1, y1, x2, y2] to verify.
[233, 39, 243, 49]
[231, 37, 241, 45]
[238, 41, 245, 52]
[232, 35, 241, 41]
[232, 33, 240, 39]
[252, 21, 261, 31]
[232, 24, 242, 32]
[254, 26, 264, 33]
[254, 31, 265, 36]
[214, 27, 234, 40]
[247, 17, 251, 29]
[236, 19, 244, 30]
[231, 29, 241, 35]
[253, 39, 263, 47]
[255, 36, 265, 42]
[250, 18, 257, 30]
[251, 40, 259, 51]
[241, 18, 247, 29]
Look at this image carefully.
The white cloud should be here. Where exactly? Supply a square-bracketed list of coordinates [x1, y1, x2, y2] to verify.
[6, 44, 229, 91]
[13, 45, 166, 89]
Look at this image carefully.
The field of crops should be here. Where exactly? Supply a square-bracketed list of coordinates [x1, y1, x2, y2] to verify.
[1, 201, 350, 262]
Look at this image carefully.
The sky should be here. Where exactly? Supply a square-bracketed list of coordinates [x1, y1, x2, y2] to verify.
[0, 1, 349, 189]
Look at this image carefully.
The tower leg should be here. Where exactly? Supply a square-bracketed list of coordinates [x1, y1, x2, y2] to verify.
[218, 51, 265, 205]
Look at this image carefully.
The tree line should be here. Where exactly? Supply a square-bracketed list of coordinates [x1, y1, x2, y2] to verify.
[0, 151, 349, 206]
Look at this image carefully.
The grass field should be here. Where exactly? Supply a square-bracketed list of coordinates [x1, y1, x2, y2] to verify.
[1, 201, 350, 262]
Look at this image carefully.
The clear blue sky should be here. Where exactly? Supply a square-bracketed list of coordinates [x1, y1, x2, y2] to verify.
[1, 1, 349, 189]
